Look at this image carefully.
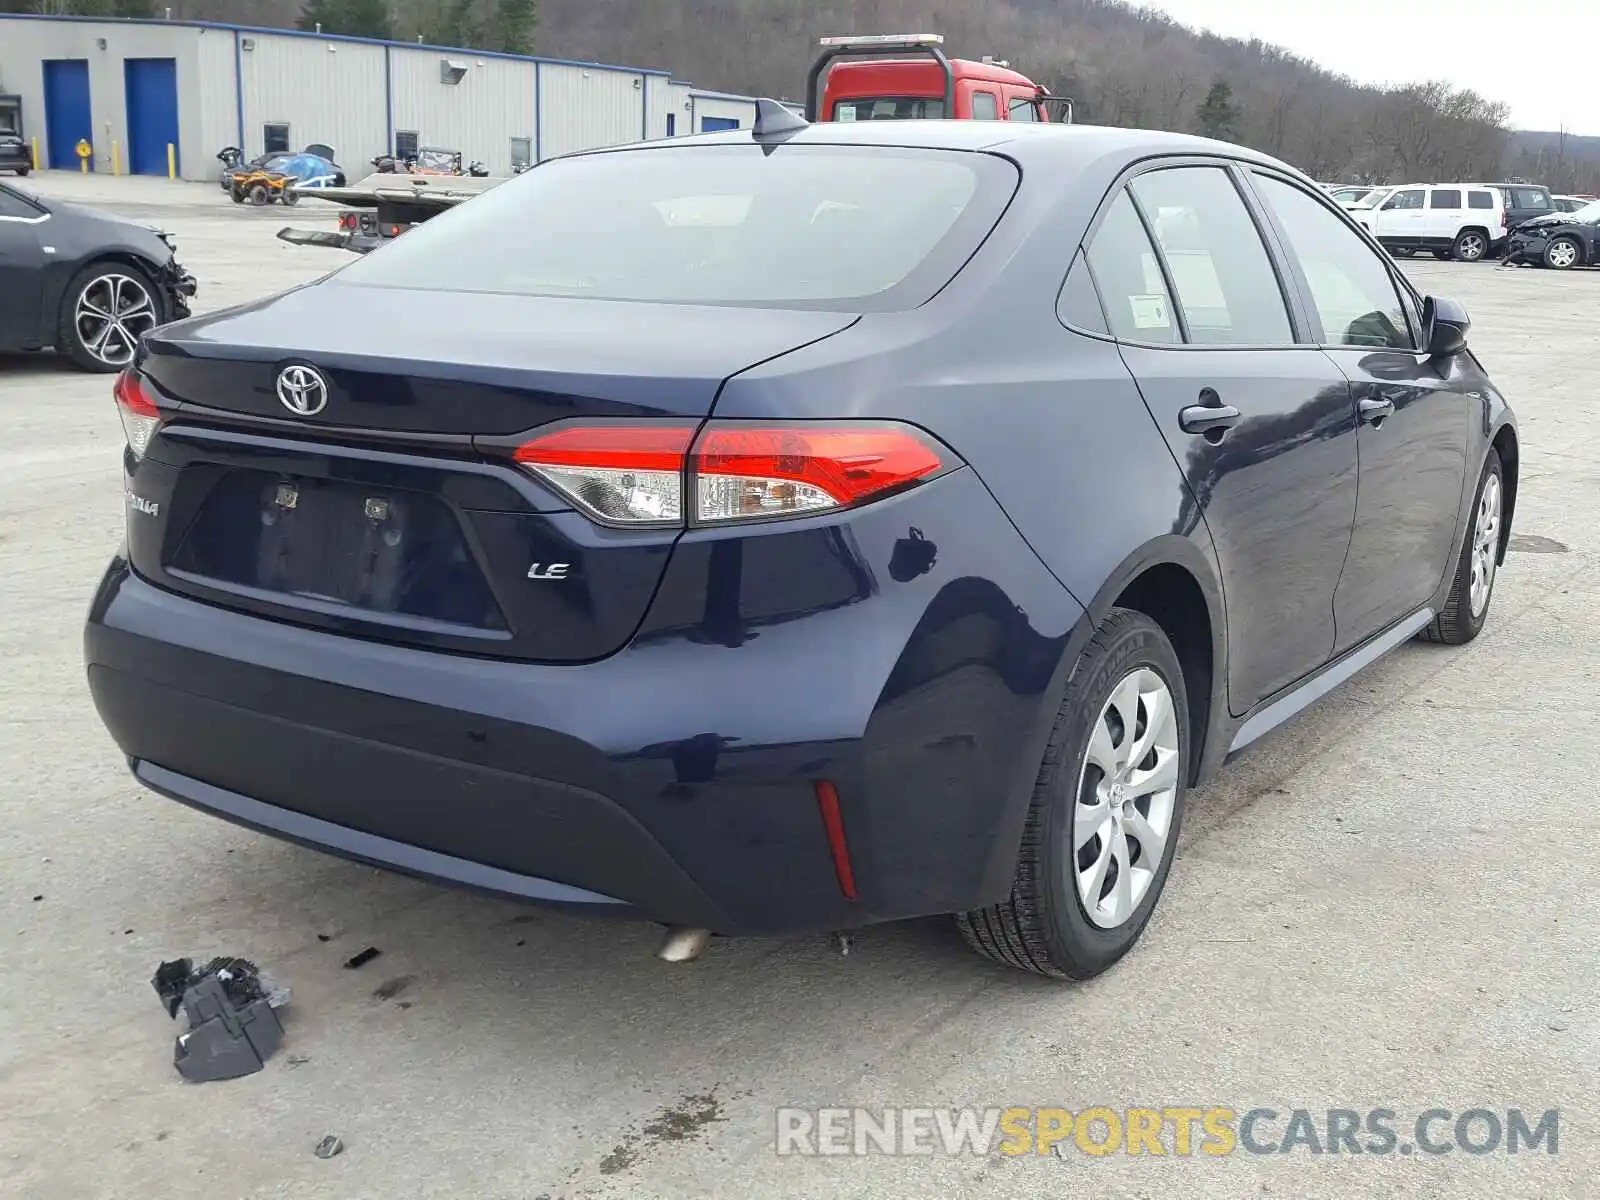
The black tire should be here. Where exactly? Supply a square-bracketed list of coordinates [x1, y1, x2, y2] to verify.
[1391, 246, 1415, 258]
[958, 608, 1189, 979]
[229, 186, 245, 204]
[15, 166, 29, 177]
[248, 183, 269, 206]
[1422, 452, 1504, 646]
[281, 187, 299, 207]
[57, 261, 166, 374]
[1452, 229, 1489, 262]
[1543, 236, 1581, 270]
[1433, 250, 1452, 260]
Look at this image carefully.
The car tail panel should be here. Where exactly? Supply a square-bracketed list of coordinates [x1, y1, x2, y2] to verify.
[122, 291, 861, 663]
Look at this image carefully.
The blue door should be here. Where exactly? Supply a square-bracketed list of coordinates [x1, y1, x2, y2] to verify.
[124, 58, 180, 176]
[43, 59, 92, 170]
[700, 116, 740, 132]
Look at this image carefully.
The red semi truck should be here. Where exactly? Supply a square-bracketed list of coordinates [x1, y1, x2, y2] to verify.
[805, 34, 1071, 125]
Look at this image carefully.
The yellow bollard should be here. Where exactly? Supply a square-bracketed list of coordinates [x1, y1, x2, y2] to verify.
[167, 143, 175, 179]
[75, 138, 92, 173]
[31, 136, 40, 169]
[111, 141, 120, 176]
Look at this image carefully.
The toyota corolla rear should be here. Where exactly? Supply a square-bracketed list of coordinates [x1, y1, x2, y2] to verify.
[84, 134, 1084, 936]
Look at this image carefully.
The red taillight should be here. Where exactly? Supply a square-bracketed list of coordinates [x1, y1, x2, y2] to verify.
[113, 368, 162, 460]
[514, 424, 696, 526]
[337, 212, 358, 230]
[693, 423, 948, 523]
[509, 421, 953, 528]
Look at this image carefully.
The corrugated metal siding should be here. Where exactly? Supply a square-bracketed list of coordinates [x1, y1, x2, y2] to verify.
[194, 27, 238, 174]
[538, 63, 644, 159]
[0, 18, 207, 178]
[390, 47, 535, 175]
[238, 32, 386, 166]
[648, 77, 682, 139]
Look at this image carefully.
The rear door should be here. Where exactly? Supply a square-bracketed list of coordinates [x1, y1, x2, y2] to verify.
[1426, 187, 1463, 244]
[0, 185, 46, 348]
[1087, 161, 1358, 712]
[1249, 171, 1471, 649]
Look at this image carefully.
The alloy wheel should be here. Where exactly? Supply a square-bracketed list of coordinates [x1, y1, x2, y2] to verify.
[1072, 667, 1181, 930]
[1547, 240, 1578, 269]
[1469, 472, 1502, 618]
[1457, 233, 1486, 261]
[75, 273, 157, 369]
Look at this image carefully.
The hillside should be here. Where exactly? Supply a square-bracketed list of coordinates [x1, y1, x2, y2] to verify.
[20, 0, 1600, 189]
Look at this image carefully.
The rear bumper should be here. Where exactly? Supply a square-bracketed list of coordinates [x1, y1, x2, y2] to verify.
[85, 469, 1085, 935]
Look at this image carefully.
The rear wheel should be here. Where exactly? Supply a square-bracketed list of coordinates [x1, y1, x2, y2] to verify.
[958, 609, 1188, 979]
[1452, 229, 1489, 261]
[247, 182, 269, 206]
[1391, 246, 1415, 258]
[58, 262, 164, 373]
[1544, 236, 1581, 270]
[1423, 452, 1504, 645]
[281, 187, 299, 206]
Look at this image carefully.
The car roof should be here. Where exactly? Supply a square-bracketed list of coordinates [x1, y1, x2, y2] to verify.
[601, 119, 1297, 175]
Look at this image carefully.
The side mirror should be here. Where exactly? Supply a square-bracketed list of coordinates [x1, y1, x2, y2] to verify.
[1422, 295, 1470, 357]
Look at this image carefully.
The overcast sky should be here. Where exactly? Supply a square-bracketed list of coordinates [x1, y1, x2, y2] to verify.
[1134, 0, 1594, 135]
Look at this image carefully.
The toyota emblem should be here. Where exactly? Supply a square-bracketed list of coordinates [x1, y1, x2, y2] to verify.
[276, 364, 329, 416]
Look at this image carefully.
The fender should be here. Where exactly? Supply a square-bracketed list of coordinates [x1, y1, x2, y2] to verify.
[1080, 532, 1231, 784]
[1429, 393, 1518, 617]
[1042, 530, 1231, 789]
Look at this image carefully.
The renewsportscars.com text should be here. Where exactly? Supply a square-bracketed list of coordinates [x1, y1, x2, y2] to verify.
[774, 1106, 1560, 1158]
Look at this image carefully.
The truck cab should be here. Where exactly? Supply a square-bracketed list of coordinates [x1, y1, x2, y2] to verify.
[806, 34, 1064, 124]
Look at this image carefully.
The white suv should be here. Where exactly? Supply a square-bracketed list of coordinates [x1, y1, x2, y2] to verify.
[1354, 183, 1504, 261]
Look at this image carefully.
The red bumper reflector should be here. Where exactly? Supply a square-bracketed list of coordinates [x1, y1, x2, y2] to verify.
[814, 780, 858, 901]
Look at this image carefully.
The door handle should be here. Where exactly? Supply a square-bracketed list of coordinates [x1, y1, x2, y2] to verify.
[1179, 402, 1242, 437]
[1358, 397, 1396, 426]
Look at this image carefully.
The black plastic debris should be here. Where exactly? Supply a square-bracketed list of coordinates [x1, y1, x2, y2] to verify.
[314, 1134, 344, 1159]
[151, 957, 288, 1083]
[343, 946, 381, 969]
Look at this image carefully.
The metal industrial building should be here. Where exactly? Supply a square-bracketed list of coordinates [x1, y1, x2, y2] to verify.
[0, 13, 760, 180]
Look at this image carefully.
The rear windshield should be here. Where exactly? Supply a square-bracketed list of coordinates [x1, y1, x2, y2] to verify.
[1508, 187, 1550, 209]
[834, 98, 947, 120]
[336, 144, 1016, 311]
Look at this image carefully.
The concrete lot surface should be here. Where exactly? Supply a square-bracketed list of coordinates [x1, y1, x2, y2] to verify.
[1, 171, 1596, 1199]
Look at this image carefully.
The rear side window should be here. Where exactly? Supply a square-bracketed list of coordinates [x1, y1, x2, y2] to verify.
[336, 145, 1018, 312]
[1058, 250, 1108, 334]
[1129, 166, 1293, 346]
[1430, 189, 1462, 209]
[0, 184, 43, 219]
[1084, 190, 1180, 344]
[1468, 190, 1494, 209]
[971, 92, 1000, 120]
[1511, 187, 1551, 210]
[833, 98, 946, 121]
[1253, 174, 1416, 350]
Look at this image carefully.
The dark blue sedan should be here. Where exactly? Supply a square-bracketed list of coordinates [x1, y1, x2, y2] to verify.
[86, 112, 1518, 978]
